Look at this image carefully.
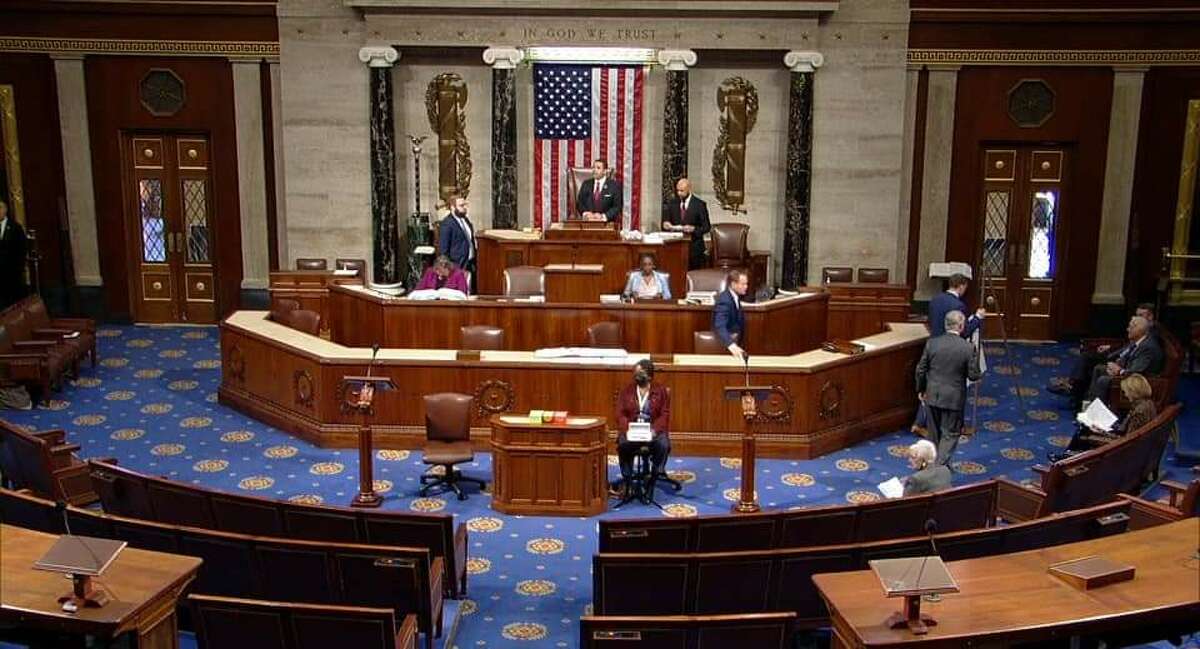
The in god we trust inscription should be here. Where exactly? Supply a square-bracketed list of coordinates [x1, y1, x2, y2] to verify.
[522, 27, 656, 42]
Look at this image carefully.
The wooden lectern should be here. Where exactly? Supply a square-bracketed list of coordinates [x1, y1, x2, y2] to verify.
[723, 381, 786, 514]
[340, 374, 395, 508]
[869, 556, 960, 635]
[544, 220, 620, 241]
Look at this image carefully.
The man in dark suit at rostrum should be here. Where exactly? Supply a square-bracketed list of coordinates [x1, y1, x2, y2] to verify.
[0, 199, 29, 309]
[661, 177, 712, 270]
[576, 158, 623, 223]
[916, 309, 982, 465]
[437, 194, 477, 294]
[713, 269, 749, 361]
[1082, 315, 1164, 404]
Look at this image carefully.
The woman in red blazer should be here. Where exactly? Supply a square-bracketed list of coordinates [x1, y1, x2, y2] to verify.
[615, 359, 671, 496]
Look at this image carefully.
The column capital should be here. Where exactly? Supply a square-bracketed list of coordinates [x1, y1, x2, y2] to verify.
[358, 46, 399, 68]
[784, 51, 824, 73]
[49, 52, 86, 62]
[483, 47, 525, 69]
[656, 49, 697, 71]
[1112, 65, 1151, 75]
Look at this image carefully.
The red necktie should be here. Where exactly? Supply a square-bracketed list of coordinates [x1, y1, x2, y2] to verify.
[680, 200, 687, 224]
[593, 182, 601, 208]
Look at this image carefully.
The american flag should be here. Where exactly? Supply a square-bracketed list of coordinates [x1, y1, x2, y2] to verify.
[533, 64, 645, 231]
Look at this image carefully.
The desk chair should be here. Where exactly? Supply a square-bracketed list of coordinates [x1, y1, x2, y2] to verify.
[419, 393, 486, 500]
[295, 258, 328, 271]
[822, 266, 853, 283]
[857, 267, 889, 283]
[587, 322, 623, 348]
[335, 258, 367, 275]
[711, 223, 750, 270]
[686, 269, 728, 294]
[285, 310, 322, 336]
[460, 325, 504, 350]
[503, 266, 545, 297]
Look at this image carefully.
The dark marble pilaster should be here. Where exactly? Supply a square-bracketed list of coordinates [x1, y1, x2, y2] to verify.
[781, 54, 819, 290]
[661, 69, 689, 217]
[491, 67, 518, 229]
[361, 46, 400, 284]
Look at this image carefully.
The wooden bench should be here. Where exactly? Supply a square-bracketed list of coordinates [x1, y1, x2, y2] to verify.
[579, 612, 797, 649]
[1160, 478, 1200, 518]
[88, 459, 469, 598]
[593, 499, 1140, 628]
[998, 404, 1181, 522]
[600, 480, 998, 553]
[189, 595, 418, 649]
[0, 488, 443, 649]
[0, 419, 98, 505]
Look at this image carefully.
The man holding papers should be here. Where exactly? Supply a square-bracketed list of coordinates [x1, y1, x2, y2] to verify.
[902, 439, 951, 496]
[614, 360, 671, 498]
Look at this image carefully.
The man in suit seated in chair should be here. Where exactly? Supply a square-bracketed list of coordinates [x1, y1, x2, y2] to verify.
[576, 159, 623, 223]
[1080, 315, 1163, 408]
[903, 439, 952, 496]
[614, 359, 670, 502]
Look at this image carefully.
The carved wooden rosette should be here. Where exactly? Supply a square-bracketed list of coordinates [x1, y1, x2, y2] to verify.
[818, 380, 844, 419]
[712, 77, 758, 214]
[425, 73, 472, 205]
[753, 385, 793, 424]
[474, 380, 514, 418]
[225, 345, 245, 383]
[293, 370, 314, 409]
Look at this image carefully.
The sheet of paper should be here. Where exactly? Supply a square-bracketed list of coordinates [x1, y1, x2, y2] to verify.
[1076, 398, 1117, 431]
[878, 477, 904, 499]
[627, 422, 653, 442]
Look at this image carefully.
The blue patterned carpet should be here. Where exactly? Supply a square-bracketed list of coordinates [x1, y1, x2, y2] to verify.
[2, 325, 1197, 649]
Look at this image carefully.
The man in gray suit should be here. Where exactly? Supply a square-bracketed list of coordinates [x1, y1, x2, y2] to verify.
[1084, 315, 1163, 403]
[915, 310, 981, 464]
[903, 439, 952, 496]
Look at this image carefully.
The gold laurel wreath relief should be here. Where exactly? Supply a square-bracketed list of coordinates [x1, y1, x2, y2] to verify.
[711, 77, 758, 214]
[425, 73, 473, 205]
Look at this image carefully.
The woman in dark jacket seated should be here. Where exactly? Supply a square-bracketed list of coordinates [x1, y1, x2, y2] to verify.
[1053, 373, 1156, 461]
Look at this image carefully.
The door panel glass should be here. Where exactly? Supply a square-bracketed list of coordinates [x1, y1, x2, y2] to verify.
[1028, 189, 1058, 279]
[982, 190, 1009, 278]
[182, 178, 210, 263]
[139, 178, 166, 263]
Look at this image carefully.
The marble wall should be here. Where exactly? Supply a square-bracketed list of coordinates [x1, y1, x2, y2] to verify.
[277, 0, 911, 285]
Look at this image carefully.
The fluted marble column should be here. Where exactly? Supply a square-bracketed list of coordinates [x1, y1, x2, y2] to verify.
[484, 47, 524, 230]
[1093, 66, 1148, 306]
[359, 46, 400, 284]
[657, 49, 696, 219]
[780, 51, 823, 290]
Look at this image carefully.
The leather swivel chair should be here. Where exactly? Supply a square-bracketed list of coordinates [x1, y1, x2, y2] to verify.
[295, 258, 328, 271]
[335, 258, 367, 275]
[503, 266, 545, 298]
[460, 325, 505, 350]
[286, 310, 322, 336]
[586, 322, 623, 348]
[419, 393, 486, 500]
[693, 331, 728, 354]
[711, 223, 750, 269]
[686, 269, 728, 294]
[270, 298, 301, 324]
[822, 266, 853, 283]
[857, 267, 889, 283]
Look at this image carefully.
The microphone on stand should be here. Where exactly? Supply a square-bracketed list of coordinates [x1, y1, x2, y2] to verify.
[361, 344, 381, 403]
[915, 518, 941, 602]
[924, 518, 939, 556]
[742, 351, 751, 387]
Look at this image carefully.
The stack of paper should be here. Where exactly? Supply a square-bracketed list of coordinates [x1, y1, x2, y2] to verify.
[1076, 399, 1118, 431]
[534, 347, 628, 359]
[929, 262, 973, 279]
[407, 288, 467, 301]
[877, 477, 904, 499]
[600, 294, 623, 304]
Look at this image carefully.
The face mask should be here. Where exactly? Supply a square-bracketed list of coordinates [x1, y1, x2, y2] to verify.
[634, 373, 650, 386]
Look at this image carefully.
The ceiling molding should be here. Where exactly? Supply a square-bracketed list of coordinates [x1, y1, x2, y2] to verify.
[0, 35, 279, 57]
[908, 48, 1200, 66]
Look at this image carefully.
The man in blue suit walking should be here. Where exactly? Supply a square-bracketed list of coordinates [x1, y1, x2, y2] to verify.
[713, 269, 750, 360]
[438, 194, 477, 294]
[914, 273, 984, 435]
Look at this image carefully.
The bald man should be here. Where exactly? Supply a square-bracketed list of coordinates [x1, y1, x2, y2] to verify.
[662, 178, 711, 270]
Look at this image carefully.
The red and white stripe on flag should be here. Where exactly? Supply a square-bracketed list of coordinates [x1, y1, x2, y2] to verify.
[533, 66, 644, 231]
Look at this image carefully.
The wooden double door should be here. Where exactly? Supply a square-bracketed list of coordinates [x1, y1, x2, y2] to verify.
[977, 146, 1068, 341]
[123, 133, 218, 323]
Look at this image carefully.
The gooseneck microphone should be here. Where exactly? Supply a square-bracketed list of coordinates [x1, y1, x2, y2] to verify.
[924, 518, 939, 556]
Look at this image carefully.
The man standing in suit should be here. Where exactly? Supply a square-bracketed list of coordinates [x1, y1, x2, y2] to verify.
[661, 177, 711, 269]
[437, 195, 476, 294]
[713, 269, 749, 360]
[928, 273, 984, 338]
[576, 159, 622, 223]
[0, 200, 28, 309]
[902, 439, 952, 496]
[1083, 315, 1163, 404]
[916, 310, 982, 464]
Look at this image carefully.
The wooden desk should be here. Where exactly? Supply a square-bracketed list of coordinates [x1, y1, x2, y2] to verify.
[328, 284, 829, 355]
[489, 415, 607, 516]
[543, 221, 620, 241]
[544, 263, 607, 303]
[219, 312, 925, 457]
[477, 230, 691, 298]
[826, 283, 914, 341]
[268, 270, 363, 335]
[813, 519, 1200, 649]
[0, 524, 202, 648]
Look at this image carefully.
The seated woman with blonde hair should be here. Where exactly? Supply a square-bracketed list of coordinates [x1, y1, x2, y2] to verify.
[1055, 373, 1157, 460]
